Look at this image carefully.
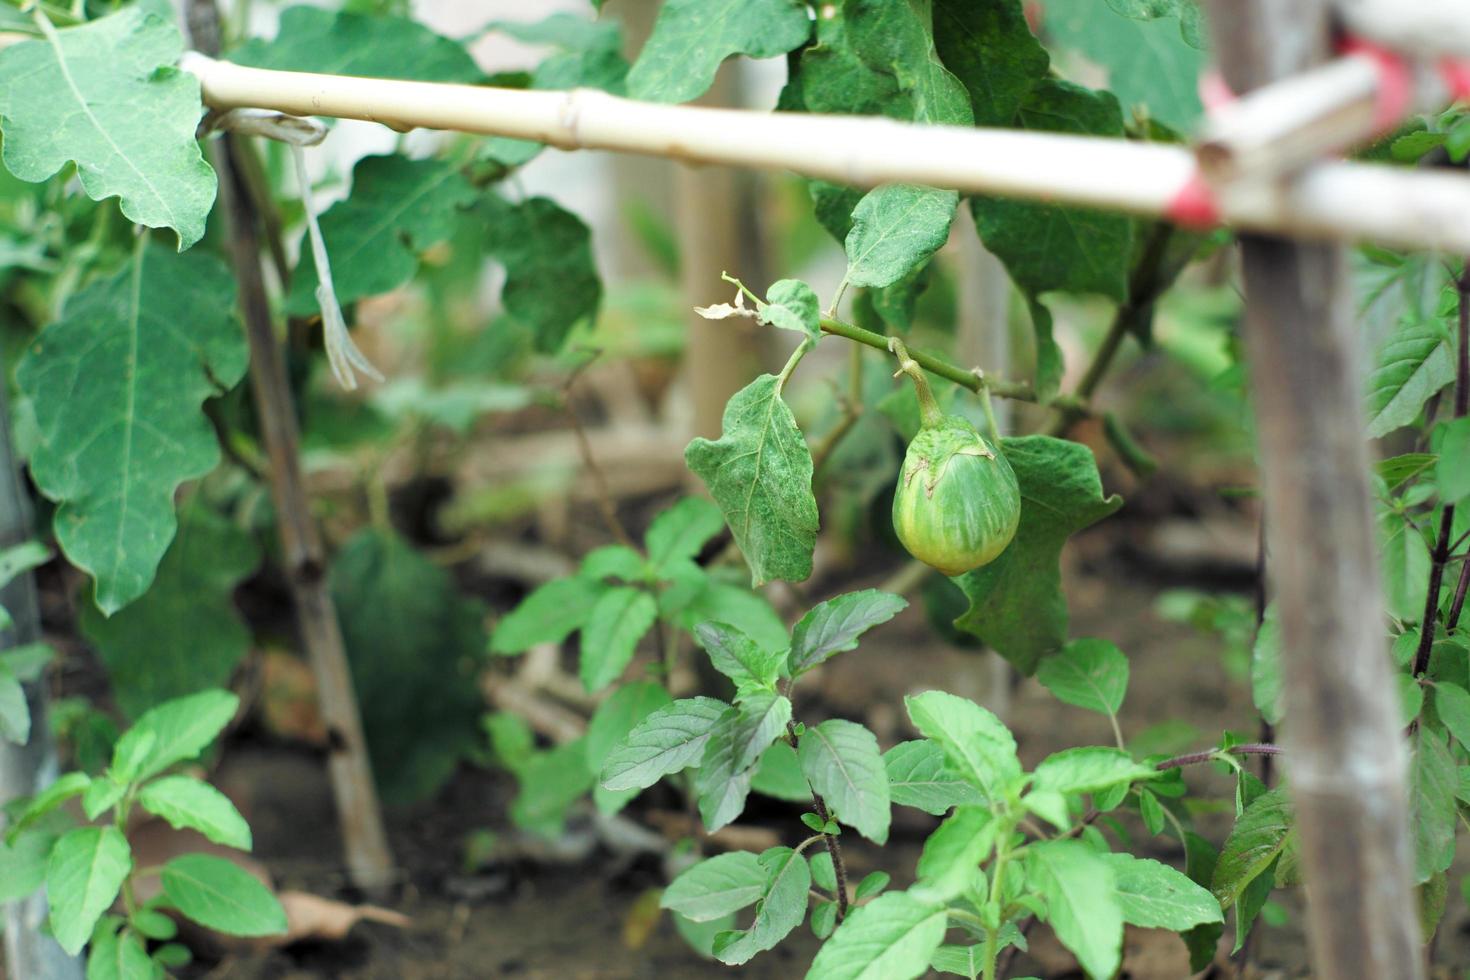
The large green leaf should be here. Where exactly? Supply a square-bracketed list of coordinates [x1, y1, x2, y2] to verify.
[844, 185, 960, 290]
[287, 155, 477, 314]
[1102, 852, 1223, 931]
[600, 696, 728, 792]
[330, 530, 486, 803]
[1411, 726, 1457, 883]
[1041, 0, 1204, 132]
[661, 851, 768, 922]
[972, 80, 1133, 304]
[713, 845, 811, 965]
[510, 738, 596, 837]
[953, 437, 1123, 673]
[111, 689, 238, 783]
[1026, 840, 1122, 980]
[1035, 638, 1129, 717]
[933, 0, 1050, 126]
[904, 691, 1021, 805]
[482, 195, 602, 353]
[18, 244, 246, 613]
[789, 589, 908, 676]
[80, 501, 258, 718]
[229, 5, 482, 81]
[0, 6, 215, 249]
[798, 719, 891, 844]
[1250, 603, 1284, 725]
[686, 375, 819, 586]
[805, 890, 948, 980]
[489, 575, 605, 655]
[586, 681, 671, 814]
[1365, 318, 1455, 438]
[1211, 787, 1295, 906]
[883, 739, 986, 814]
[160, 854, 286, 937]
[46, 826, 132, 955]
[580, 586, 657, 692]
[695, 622, 786, 694]
[696, 699, 787, 832]
[0, 662, 26, 744]
[627, 0, 811, 104]
[1030, 747, 1158, 796]
[645, 496, 725, 574]
[137, 775, 252, 851]
[914, 806, 995, 899]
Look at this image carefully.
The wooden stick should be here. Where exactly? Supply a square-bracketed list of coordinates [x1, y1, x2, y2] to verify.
[186, 0, 395, 898]
[1205, 3, 1425, 979]
[1337, 0, 1470, 60]
[178, 54, 1470, 254]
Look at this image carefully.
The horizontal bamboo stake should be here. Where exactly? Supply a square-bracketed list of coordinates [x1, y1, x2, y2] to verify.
[181, 54, 1470, 254]
[1337, 0, 1470, 61]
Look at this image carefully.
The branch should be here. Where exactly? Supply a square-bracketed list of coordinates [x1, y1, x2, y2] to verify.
[1154, 742, 1283, 771]
[176, 54, 1470, 255]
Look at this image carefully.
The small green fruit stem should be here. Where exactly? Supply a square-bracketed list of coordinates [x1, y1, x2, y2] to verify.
[888, 337, 944, 428]
[982, 833, 1014, 980]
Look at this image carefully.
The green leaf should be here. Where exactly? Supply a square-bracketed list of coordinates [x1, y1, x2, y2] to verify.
[1411, 726, 1456, 883]
[904, 691, 1021, 804]
[933, 0, 1050, 126]
[1138, 787, 1166, 835]
[761, 279, 822, 343]
[0, 826, 57, 901]
[487, 14, 628, 93]
[1026, 840, 1122, 980]
[228, 5, 482, 81]
[1022, 297, 1066, 403]
[856, 871, 890, 900]
[1251, 603, 1284, 725]
[671, 574, 790, 653]
[483, 195, 602, 353]
[1103, 852, 1223, 931]
[695, 622, 786, 692]
[1436, 417, 1470, 505]
[752, 742, 810, 801]
[1434, 681, 1470, 748]
[489, 575, 605, 655]
[627, 0, 811, 104]
[1030, 747, 1159, 796]
[115, 689, 238, 782]
[86, 923, 154, 980]
[46, 826, 132, 955]
[695, 704, 772, 832]
[81, 776, 125, 821]
[580, 545, 647, 583]
[0, 661, 26, 744]
[660, 851, 767, 922]
[1379, 509, 1432, 623]
[586, 681, 671, 815]
[600, 696, 727, 792]
[1035, 638, 1128, 717]
[286, 155, 477, 315]
[645, 497, 725, 574]
[914, 806, 995, 900]
[930, 944, 984, 979]
[789, 589, 909, 676]
[685, 374, 819, 586]
[798, 719, 891, 844]
[331, 530, 486, 803]
[18, 244, 246, 613]
[972, 81, 1133, 304]
[580, 586, 657, 692]
[1041, 0, 1204, 132]
[953, 437, 1123, 672]
[1365, 318, 1454, 438]
[844, 185, 960, 290]
[884, 739, 986, 814]
[510, 738, 596, 836]
[80, 501, 259, 718]
[713, 846, 811, 965]
[1211, 787, 1294, 906]
[137, 776, 252, 851]
[0, 541, 51, 590]
[0, 6, 215, 249]
[160, 853, 286, 937]
[11, 772, 91, 834]
[804, 890, 948, 980]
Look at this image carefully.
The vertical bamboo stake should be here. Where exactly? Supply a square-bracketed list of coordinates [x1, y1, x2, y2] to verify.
[0, 383, 81, 979]
[185, 0, 394, 895]
[1205, 3, 1425, 977]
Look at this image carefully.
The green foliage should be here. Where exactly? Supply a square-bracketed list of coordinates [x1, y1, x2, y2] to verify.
[1366, 313, 1455, 438]
[331, 530, 486, 803]
[712, 846, 810, 965]
[788, 589, 908, 676]
[1035, 638, 1129, 717]
[46, 826, 132, 954]
[18, 244, 246, 613]
[81, 501, 259, 718]
[806, 891, 948, 980]
[905, 691, 1021, 805]
[482, 195, 602, 353]
[884, 739, 986, 814]
[798, 720, 891, 844]
[952, 437, 1124, 672]
[628, 0, 811, 104]
[229, 5, 482, 81]
[844, 185, 960, 291]
[159, 854, 287, 936]
[0, 6, 216, 249]
[287, 154, 478, 315]
[1025, 840, 1122, 980]
[933, 0, 1050, 127]
[686, 374, 820, 585]
[600, 696, 727, 792]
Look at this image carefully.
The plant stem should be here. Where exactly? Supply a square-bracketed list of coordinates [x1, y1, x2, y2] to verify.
[888, 337, 944, 428]
[786, 720, 849, 922]
[818, 315, 1041, 402]
[981, 834, 1013, 980]
[1414, 269, 1470, 672]
[1154, 743, 1282, 771]
[562, 353, 637, 551]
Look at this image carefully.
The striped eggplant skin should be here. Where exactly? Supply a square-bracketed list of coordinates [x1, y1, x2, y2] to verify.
[892, 416, 1020, 576]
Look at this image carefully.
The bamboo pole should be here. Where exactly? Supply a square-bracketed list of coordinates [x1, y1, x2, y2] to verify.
[185, 0, 395, 896]
[178, 54, 1470, 255]
[1204, 2, 1425, 978]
